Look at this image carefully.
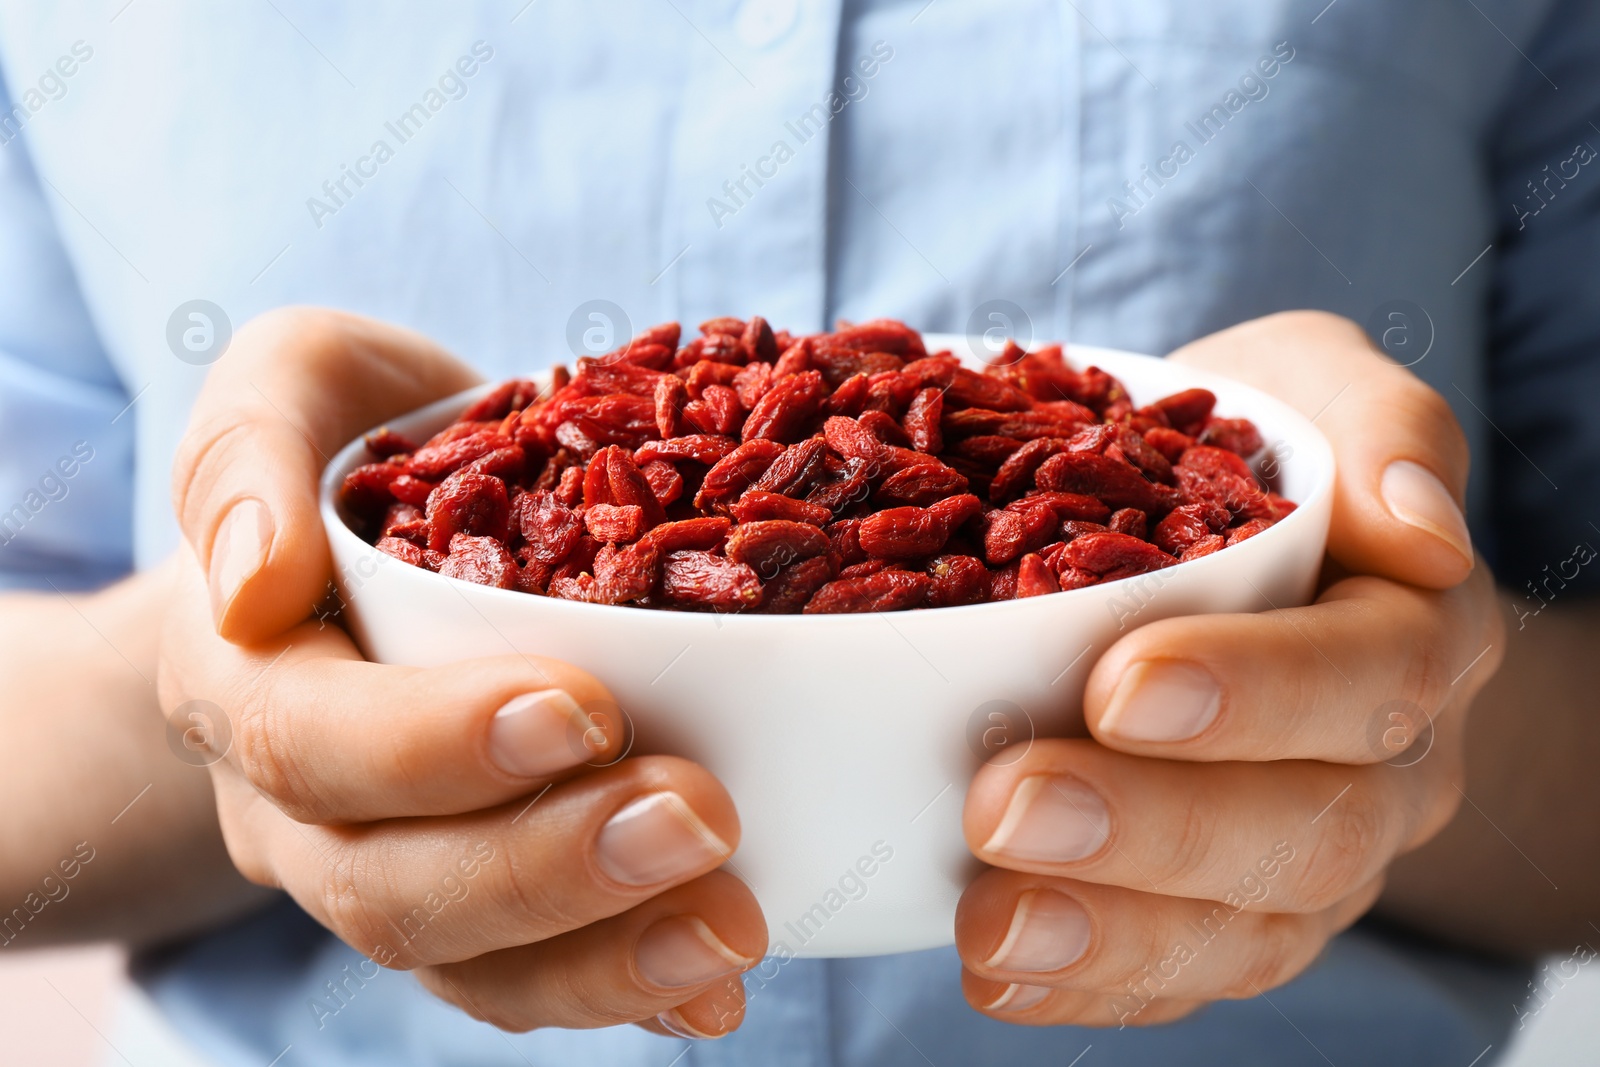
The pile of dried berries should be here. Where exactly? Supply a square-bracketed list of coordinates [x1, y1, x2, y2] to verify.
[341, 318, 1296, 613]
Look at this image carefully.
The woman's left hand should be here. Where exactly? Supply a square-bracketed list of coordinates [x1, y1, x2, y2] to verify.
[955, 312, 1504, 1026]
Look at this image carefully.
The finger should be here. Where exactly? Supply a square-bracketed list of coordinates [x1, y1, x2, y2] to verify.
[163, 555, 627, 822]
[956, 868, 1383, 1002]
[171, 307, 480, 642]
[961, 971, 1206, 1028]
[964, 739, 1458, 913]
[212, 754, 740, 967]
[416, 871, 762, 1033]
[1167, 310, 1474, 589]
[1083, 568, 1502, 762]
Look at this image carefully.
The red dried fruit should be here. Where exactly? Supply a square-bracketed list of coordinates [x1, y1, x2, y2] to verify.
[1108, 508, 1148, 539]
[364, 427, 418, 458]
[733, 361, 775, 408]
[695, 439, 787, 508]
[822, 372, 871, 417]
[823, 415, 885, 465]
[1200, 417, 1265, 457]
[982, 500, 1058, 565]
[1146, 388, 1215, 434]
[376, 535, 425, 567]
[757, 555, 836, 613]
[1059, 531, 1177, 580]
[1035, 451, 1181, 515]
[743, 370, 828, 442]
[555, 465, 584, 508]
[1021, 491, 1112, 523]
[1016, 553, 1061, 598]
[1226, 518, 1275, 544]
[1143, 425, 1196, 464]
[439, 533, 516, 588]
[593, 541, 661, 603]
[725, 520, 830, 578]
[803, 570, 931, 613]
[342, 462, 399, 513]
[742, 316, 779, 363]
[876, 462, 969, 507]
[388, 473, 435, 507]
[989, 437, 1070, 502]
[353, 317, 1290, 611]
[824, 518, 867, 567]
[904, 387, 944, 453]
[751, 438, 827, 497]
[585, 504, 647, 544]
[1181, 534, 1227, 561]
[409, 431, 513, 480]
[514, 490, 584, 566]
[654, 374, 687, 438]
[1151, 502, 1231, 555]
[926, 554, 989, 608]
[660, 550, 763, 611]
[640, 517, 732, 553]
[730, 490, 834, 526]
[859, 409, 911, 448]
[636, 434, 739, 466]
[426, 472, 511, 552]
[857, 494, 982, 560]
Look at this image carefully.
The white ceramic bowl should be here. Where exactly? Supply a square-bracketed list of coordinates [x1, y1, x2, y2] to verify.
[319, 335, 1333, 958]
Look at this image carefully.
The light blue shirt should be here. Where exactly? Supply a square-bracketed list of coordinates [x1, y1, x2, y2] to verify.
[5, 0, 1595, 1063]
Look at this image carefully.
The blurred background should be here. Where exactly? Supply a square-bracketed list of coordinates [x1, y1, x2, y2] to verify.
[1, 942, 1596, 1065]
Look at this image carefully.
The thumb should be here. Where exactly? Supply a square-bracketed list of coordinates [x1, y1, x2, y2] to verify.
[1167, 310, 1474, 590]
[172, 306, 482, 644]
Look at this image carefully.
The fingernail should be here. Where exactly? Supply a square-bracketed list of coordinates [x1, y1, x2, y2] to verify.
[488, 690, 595, 778]
[986, 889, 1091, 973]
[1099, 660, 1221, 743]
[982, 775, 1110, 863]
[657, 1007, 720, 1040]
[1381, 460, 1472, 565]
[635, 915, 752, 989]
[596, 792, 732, 887]
[985, 982, 1053, 1013]
[209, 499, 273, 626]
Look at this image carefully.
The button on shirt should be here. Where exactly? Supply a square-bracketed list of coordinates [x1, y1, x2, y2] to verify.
[3, 0, 1593, 1063]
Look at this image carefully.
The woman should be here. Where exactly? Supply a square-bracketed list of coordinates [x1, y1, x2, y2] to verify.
[1, 1, 1595, 1063]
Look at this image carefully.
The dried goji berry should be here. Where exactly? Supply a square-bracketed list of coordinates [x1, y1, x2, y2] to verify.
[426, 472, 511, 552]
[352, 317, 1290, 611]
[725, 520, 830, 579]
[731, 490, 834, 526]
[585, 503, 646, 544]
[660, 550, 763, 611]
[439, 533, 516, 588]
[803, 569, 931, 613]
[1016, 553, 1061, 598]
[742, 370, 828, 443]
[904, 386, 944, 453]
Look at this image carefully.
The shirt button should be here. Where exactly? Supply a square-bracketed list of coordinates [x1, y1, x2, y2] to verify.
[734, 0, 799, 49]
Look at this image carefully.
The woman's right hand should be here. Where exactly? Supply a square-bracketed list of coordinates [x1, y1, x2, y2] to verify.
[159, 307, 764, 1040]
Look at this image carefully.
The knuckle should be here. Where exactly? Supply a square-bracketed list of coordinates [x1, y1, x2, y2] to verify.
[1155, 796, 1217, 891]
[318, 844, 419, 969]
[230, 694, 329, 822]
[491, 841, 587, 939]
[1294, 788, 1386, 910]
[1224, 914, 1313, 998]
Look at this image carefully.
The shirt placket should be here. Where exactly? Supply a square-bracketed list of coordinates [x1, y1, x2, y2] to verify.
[659, 0, 844, 334]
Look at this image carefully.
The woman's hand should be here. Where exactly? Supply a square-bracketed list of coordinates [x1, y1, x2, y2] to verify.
[955, 311, 1502, 1026]
[159, 308, 765, 1040]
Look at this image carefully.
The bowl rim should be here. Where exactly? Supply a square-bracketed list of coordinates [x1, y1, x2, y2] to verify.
[319, 338, 1335, 624]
